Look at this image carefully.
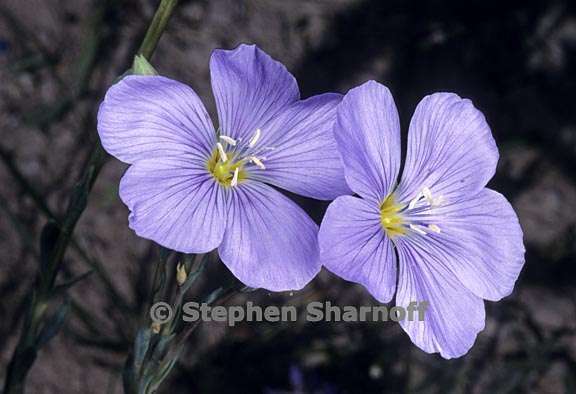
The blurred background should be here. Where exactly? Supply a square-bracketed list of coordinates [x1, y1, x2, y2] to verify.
[1, 0, 576, 393]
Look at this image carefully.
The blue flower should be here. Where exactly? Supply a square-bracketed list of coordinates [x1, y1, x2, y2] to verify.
[97, 44, 350, 291]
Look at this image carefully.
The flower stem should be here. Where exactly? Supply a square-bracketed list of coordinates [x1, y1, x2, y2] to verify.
[125, 252, 245, 394]
[137, 0, 180, 60]
[2, 1, 181, 392]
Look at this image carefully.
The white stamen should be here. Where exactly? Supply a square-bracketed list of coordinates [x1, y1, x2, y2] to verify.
[219, 135, 237, 146]
[409, 187, 444, 210]
[249, 128, 261, 148]
[216, 142, 228, 162]
[409, 224, 427, 235]
[432, 196, 444, 207]
[230, 168, 239, 187]
[408, 192, 422, 210]
[428, 224, 441, 233]
[249, 156, 266, 170]
[422, 187, 433, 202]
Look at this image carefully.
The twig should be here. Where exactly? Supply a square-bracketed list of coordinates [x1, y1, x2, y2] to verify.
[0, 146, 128, 311]
[2, 0, 180, 392]
[137, 0, 179, 60]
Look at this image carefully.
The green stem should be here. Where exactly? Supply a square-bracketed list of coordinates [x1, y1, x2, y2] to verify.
[41, 144, 106, 292]
[137, 0, 179, 60]
[140, 277, 245, 394]
[3, 144, 107, 394]
[0, 145, 128, 311]
[3, 0, 180, 392]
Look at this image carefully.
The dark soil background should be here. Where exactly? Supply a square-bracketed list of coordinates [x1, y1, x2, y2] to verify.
[1, 0, 576, 393]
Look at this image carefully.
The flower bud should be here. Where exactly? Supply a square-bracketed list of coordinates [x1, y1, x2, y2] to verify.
[176, 262, 187, 286]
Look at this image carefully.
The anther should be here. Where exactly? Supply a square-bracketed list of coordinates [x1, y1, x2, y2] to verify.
[230, 168, 239, 187]
[422, 187, 433, 202]
[219, 135, 237, 146]
[409, 224, 427, 235]
[249, 156, 266, 170]
[249, 128, 261, 148]
[408, 187, 444, 210]
[431, 196, 444, 207]
[408, 191, 422, 210]
[216, 142, 228, 162]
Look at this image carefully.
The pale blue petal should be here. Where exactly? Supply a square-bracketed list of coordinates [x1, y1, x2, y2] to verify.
[210, 44, 299, 142]
[252, 93, 351, 200]
[219, 181, 320, 291]
[98, 75, 215, 164]
[319, 195, 397, 302]
[396, 93, 498, 204]
[120, 157, 226, 253]
[333, 80, 401, 203]
[408, 188, 525, 301]
[395, 237, 486, 359]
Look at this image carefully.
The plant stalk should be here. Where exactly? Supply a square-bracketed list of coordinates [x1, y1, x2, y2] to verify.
[2, 1, 180, 392]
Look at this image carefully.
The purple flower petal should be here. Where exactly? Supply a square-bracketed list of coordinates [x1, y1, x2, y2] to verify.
[321, 84, 524, 359]
[210, 44, 299, 142]
[120, 158, 227, 253]
[97, 75, 215, 164]
[419, 188, 525, 301]
[218, 181, 320, 291]
[334, 81, 401, 204]
[395, 237, 486, 359]
[396, 93, 498, 204]
[319, 196, 397, 302]
[251, 93, 351, 200]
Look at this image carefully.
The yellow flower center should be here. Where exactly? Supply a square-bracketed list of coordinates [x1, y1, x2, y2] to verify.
[206, 130, 270, 188]
[380, 187, 445, 238]
[206, 148, 246, 187]
[380, 194, 406, 237]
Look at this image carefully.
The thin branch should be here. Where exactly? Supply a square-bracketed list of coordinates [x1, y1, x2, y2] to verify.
[2, 0, 181, 392]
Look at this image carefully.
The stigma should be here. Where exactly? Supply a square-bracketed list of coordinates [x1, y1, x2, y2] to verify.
[207, 129, 270, 187]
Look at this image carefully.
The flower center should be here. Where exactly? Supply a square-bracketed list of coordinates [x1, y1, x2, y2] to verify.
[380, 187, 444, 237]
[206, 129, 271, 187]
[207, 149, 245, 186]
[380, 195, 406, 237]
